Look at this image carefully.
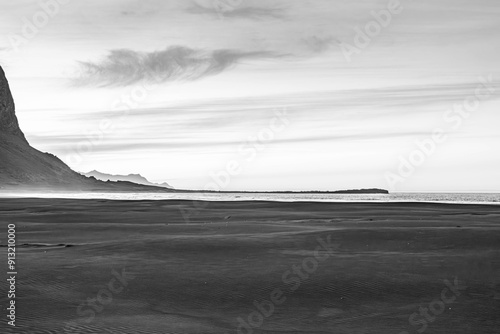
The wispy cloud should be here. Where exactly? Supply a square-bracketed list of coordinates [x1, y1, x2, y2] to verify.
[302, 35, 339, 54]
[73, 46, 278, 87]
[187, 2, 287, 20]
[32, 131, 430, 155]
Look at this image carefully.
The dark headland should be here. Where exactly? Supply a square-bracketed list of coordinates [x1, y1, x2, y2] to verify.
[0, 66, 172, 192]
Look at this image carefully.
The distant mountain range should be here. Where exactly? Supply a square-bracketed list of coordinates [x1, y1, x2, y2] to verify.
[82, 170, 172, 189]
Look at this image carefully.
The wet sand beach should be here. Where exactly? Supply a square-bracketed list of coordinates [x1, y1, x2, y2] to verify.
[1, 199, 499, 333]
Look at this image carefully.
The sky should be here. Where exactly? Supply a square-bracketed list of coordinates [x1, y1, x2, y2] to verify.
[1, 0, 499, 192]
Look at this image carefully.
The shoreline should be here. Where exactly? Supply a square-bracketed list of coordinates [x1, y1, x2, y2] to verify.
[1, 197, 500, 208]
[0, 194, 498, 206]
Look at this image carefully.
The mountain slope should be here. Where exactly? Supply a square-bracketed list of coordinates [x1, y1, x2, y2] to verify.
[0, 65, 171, 192]
[0, 66, 27, 142]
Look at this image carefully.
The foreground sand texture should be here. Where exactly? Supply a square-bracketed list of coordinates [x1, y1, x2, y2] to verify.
[1, 199, 500, 333]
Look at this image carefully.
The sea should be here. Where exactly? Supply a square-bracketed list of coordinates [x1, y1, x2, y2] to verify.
[1, 192, 499, 205]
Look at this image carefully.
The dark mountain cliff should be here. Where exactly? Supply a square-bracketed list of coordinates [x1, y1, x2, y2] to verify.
[0, 66, 170, 192]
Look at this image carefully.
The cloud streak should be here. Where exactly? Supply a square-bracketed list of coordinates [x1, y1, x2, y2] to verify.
[31, 131, 430, 155]
[187, 3, 287, 20]
[73, 46, 277, 87]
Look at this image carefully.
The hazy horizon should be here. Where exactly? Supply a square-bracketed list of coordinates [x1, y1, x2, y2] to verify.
[1, 0, 499, 192]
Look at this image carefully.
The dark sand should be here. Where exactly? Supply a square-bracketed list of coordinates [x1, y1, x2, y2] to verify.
[1, 199, 499, 333]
